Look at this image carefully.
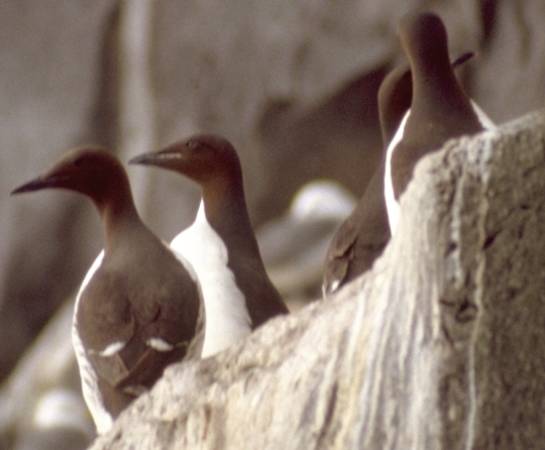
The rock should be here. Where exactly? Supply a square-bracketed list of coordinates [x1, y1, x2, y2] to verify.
[90, 111, 545, 449]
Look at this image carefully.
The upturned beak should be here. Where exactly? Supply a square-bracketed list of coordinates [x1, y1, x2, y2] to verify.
[10, 174, 68, 195]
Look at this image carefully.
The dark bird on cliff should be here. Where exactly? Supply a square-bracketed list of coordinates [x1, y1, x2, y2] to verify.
[385, 12, 494, 233]
[130, 134, 288, 357]
[11, 149, 204, 434]
[322, 30, 482, 297]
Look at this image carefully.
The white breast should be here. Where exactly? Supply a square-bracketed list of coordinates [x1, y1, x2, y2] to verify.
[71, 250, 114, 435]
[170, 200, 252, 358]
[384, 102, 495, 236]
[384, 110, 410, 235]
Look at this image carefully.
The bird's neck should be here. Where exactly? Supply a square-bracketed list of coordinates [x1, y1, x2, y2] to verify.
[200, 177, 260, 256]
[95, 187, 142, 254]
[411, 60, 469, 113]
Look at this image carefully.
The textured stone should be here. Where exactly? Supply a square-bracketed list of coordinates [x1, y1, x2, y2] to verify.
[91, 111, 545, 449]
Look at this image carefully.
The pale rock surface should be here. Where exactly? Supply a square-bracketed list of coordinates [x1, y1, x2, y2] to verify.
[91, 111, 545, 449]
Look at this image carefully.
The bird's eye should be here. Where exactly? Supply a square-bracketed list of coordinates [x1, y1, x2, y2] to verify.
[73, 157, 85, 167]
[186, 140, 199, 150]
[73, 155, 91, 167]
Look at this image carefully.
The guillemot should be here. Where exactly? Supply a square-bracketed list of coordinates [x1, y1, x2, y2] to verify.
[322, 50, 477, 297]
[385, 12, 493, 234]
[130, 134, 289, 357]
[11, 149, 204, 434]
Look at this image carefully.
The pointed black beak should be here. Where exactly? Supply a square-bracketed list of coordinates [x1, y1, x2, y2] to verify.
[10, 175, 64, 195]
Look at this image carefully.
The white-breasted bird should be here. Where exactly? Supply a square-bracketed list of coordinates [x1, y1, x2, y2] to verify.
[11, 149, 204, 434]
[130, 134, 288, 358]
[384, 12, 494, 234]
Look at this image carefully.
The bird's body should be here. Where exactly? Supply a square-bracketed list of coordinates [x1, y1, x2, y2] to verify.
[322, 166, 389, 297]
[384, 12, 493, 233]
[171, 201, 253, 357]
[323, 41, 481, 297]
[12, 149, 204, 434]
[131, 134, 288, 357]
[322, 64, 413, 297]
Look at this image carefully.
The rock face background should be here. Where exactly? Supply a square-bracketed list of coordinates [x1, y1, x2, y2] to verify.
[0, 1, 544, 449]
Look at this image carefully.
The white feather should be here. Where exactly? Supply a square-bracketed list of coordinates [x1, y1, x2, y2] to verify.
[146, 337, 174, 351]
[384, 110, 410, 235]
[170, 200, 252, 358]
[97, 340, 126, 357]
[71, 250, 114, 435]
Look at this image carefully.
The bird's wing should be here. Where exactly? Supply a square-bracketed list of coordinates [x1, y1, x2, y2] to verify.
[323, 166, 391, 296]
[77, 266, 203, 394]
[322, 210, 359, 296]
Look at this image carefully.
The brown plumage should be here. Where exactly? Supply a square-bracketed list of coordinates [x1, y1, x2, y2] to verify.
[130, 134, 288, 356]
[11, 149, 204, 434]
[323, 22, 477, 296]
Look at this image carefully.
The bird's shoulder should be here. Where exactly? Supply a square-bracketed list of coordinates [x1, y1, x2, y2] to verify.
[76, 248, 203, 391]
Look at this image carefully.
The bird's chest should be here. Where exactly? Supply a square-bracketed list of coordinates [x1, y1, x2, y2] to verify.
[172, 219, 252, 357]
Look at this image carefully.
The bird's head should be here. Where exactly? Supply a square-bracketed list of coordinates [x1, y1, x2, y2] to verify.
[11, 148, 127, 204]
[129, 134, 242, 187]
[398, 12, 450, 73]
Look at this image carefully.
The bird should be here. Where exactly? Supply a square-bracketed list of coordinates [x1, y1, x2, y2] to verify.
[322, 48, 478, 297]
[385, 12, 494, 234]
[11, 149, 204, 434]
[129, 134, 289, 358]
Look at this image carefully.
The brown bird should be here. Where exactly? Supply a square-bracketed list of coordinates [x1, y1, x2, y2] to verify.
[11, 149, 204, 434]
[323, 38, 478, 297]
[385, 12, 493, 233]
[130, 134, 288, 357]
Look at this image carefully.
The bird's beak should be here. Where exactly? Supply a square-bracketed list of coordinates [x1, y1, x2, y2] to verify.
[128, 152, 158, 166]
[129, 145, 185, 169]
[10, 174, 68, 195]
[128, 149, 179, 167]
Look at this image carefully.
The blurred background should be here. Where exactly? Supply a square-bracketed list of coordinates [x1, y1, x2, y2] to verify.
[1, 1, 544, 448]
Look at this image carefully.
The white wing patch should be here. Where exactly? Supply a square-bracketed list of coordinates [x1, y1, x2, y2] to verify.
[384, 110, 409, 235]
[96, 340, 126, 357]
[171, 200, 252, 358]
[147, 337, 174, 352]
[71, 250, 114, 435]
